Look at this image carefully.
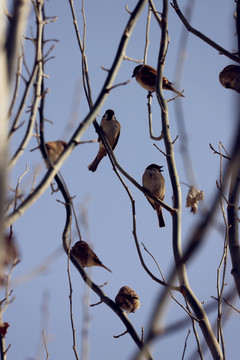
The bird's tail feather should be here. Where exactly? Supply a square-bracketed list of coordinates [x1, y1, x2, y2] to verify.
[158, 208, 165, 228]
[88, 156, 100, 172]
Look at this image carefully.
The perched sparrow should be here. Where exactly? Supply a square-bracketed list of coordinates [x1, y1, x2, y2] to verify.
[132, 64, 184, 97]
[0, 235, 19, 285]
[88, 109, 121, 172]
[30, 140, 67, 163]
[71, 240, 112, 272]
[45, 141, 67, 163]
[3, 235, 19, 267]
[142, 164, 165, 228]
[115, 286, 140, 313]
[219, 65, 240, 93]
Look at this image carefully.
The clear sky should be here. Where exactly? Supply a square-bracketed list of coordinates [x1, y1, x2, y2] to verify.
[4, 0, 239, 359]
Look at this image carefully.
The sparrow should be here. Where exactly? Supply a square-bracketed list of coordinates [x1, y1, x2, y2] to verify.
[71, 240, 112, 272]
[219, 65, 240, 93]
[88, 109, 121, 172]
[45, 141, 67, 163]
[3, 234, 19, 267]
[30, 140, 67, 163]
[115, 286, 140, 313]
[142, 164, 165, 228]
[132, 64, 184, 97]
[0, 235, 19, 285]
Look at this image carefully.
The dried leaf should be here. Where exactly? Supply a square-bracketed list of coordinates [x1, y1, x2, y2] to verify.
[186, 186, 204, 214]
[0, 322, 10, 337]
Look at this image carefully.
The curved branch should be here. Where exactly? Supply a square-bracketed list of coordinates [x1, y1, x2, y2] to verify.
[171, 0, 240, 63]
[147, 94, 163, 140]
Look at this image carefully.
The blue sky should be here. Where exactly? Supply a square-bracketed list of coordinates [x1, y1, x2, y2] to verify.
[5, 0, 239, 359]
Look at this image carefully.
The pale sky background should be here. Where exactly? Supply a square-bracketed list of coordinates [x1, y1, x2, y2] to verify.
[4, 0, 240, 359]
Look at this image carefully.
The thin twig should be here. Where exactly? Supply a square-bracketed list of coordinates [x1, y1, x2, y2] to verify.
[143, 4, 151, 64]
[223, 298, 240, 314]
[153, 143, 167, 157]
[67, 230, 80, 360]
[106, 78, 131, 92]
[42, 330, 49, 360]
[209, 143, 231, 160]
[75, 139, 97, 145]
[185, 301, 204, 360]
[147, 94, 164, 140]
[113, 330, 128, 339]
[123, 55, 144, 63]
[9, 164, 29, 238]
[181, 329, 191, 360]
[142, 242, 197, 319]
[148, 0, 163, 29]
[8, 50, 23, 118]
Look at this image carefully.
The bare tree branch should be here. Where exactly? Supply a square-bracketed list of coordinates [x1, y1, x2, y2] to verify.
[171, 0, 240, 63]
[4, 0, 149, 228]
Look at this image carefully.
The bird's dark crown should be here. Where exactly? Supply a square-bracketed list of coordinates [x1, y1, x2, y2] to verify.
[105, 109, 115, 119]
[132, 64, 144, 77]
[146, 164, 163, 172]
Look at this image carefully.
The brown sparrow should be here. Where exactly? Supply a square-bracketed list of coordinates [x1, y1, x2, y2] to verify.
[115, 286, 140, 313]
[0, 235, 19, 284]
[142, 164, 165, 228]
[3, 235, 19, 267]
[71, 240, 112, 272]
[132, 64, 184, 97]
[219, 65, 240, 93]
[88, 109, 121, 172]
[45, 141, 67, 163]
[30, 140, 67, 163]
